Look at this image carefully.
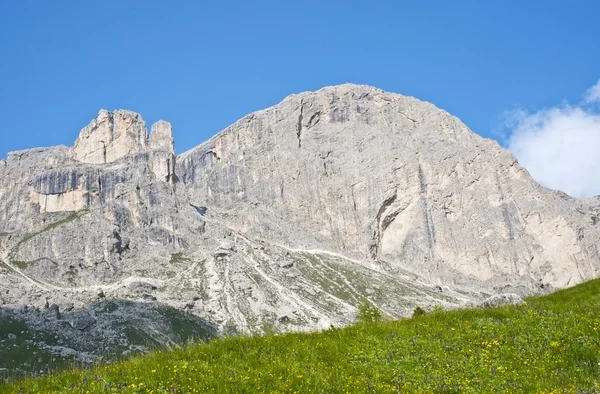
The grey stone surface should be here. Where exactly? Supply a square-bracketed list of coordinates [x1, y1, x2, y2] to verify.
[0, 84, 599, 350]
[480, 293, 526, 308]
[68, 311, 96, 331]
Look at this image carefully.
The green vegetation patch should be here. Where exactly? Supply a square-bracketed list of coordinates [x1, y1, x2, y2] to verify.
[8, 257, 58, 272]
[121, 327, 161, 348]
[42, 211, 83, 232]
[11, 261, 29, 270]
[156, 306, 214, 343]
[169, 252, 190, 264]
[14, 209, 88, 251]
[0, 316, 70, 382]
[295, 254, 361, 305]
[4, 278, 600, 393]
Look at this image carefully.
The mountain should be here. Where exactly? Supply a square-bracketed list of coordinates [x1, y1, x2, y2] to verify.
[1, 84, 599, 374]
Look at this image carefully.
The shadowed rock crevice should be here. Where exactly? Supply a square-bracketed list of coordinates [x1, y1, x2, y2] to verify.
[307, 111, 321, 129]
[370, 191, 398, 259]
[296, 100, 304, 148]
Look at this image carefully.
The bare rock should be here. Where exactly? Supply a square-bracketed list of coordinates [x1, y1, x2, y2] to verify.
[142, 293, 157, 301]
[68, 312, 96, 331]
[44, 304, 60, 320]
[127, 281, 157, 295]
[214, 248, 231, 258]
[148, 121, 176, 184]
[71, 110, 147, 164]
[149, 120, 174, 151]
[480, 293, 525, 308]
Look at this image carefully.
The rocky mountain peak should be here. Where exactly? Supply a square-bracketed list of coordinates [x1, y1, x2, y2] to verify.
[149, 120, 174, 151]
[69, 110, 175, 165]
[70, 109, 148, 164]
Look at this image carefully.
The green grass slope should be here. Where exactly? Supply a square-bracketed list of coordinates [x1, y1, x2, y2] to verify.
[3, 279, 600, 393]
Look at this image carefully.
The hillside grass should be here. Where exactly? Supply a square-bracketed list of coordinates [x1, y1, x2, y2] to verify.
[3, 279, 600, 393]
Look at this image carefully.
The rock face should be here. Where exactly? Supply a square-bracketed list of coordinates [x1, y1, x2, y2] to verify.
[178, 85, 600, 291]
[0, 109, 180, 291]
[1, 84, 600, 362]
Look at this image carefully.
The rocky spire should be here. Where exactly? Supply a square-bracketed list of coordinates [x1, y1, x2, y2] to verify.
[70, 110, 148, 164]
[148, 120, 176, 184]
[149, 120, 174, 151]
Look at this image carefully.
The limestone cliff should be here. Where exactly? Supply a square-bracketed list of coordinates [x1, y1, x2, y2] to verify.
[178, 85, 600, 291]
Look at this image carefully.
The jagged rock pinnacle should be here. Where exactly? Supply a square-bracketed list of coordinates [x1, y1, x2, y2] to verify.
[71, 110, 148, 164]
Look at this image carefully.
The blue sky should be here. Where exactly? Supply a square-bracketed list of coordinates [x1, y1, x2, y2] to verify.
[1, 2, 599, 196]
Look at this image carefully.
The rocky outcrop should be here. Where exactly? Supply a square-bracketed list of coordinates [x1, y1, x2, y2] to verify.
[149, 120, 174, 151]
[1, 84, 599, 354]
[0, 110, 182, 290]
[148, 120, 176, 184]
[71, 110, 148, 164]
[480, 293, 525, 308]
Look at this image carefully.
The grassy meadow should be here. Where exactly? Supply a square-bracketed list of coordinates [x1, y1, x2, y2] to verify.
[2, 279, 600, 393]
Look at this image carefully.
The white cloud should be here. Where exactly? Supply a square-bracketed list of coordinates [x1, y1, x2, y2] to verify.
[584, 79, 600, 104]
[504, 81, 600, 198]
